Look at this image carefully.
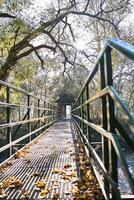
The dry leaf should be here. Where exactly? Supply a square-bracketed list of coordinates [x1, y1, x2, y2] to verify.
[52, 169, 61, 174]
[71, 186, 79, 194]
[2, 179, 10, 188]
[14, 151, 29, 159]
[52, 169, 65, 175]
[0, 188, 7, 198]
[24, 158, 31, 164]
[61, 175, 71, 182]
[85, 170, 94, 181]
[64, 164, 72, 169]
[39, 189, 49, 198]
[64, 191, 71, 195]
[2, 177, 22, 189]
[30, 172, 40, 177]
[52, 192, 59, 199]
[21, 189, 30, 199]
[10, 179, 22, 188]
[34, 180, 46, 189]
[66, 171, 76, 177]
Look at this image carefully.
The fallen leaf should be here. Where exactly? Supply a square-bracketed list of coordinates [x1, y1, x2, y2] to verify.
[66, 171, 76, 177]
[10, 179, 22, 188]
[2, 177, 22, 189]
[52, 192, 59, 199]
[24, 158, 31, 164]
[64, 164, 72, 169]
[21, 189, 30, 199]
[64, 191, 71, 195]
[14, 150, 29, 159]
[30, 172, 40, 177]
[52, 169, 65, 175]
[0, 188, 7, 198]
[39, 189, 49, 198]
[2, 179, 10, 188]
[34, 180, 46, 189]
[85, 170, 94, 181]
[71, 186, 79, 194]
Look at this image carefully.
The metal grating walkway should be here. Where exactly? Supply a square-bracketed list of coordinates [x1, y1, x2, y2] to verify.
[0, 119, 78, 199]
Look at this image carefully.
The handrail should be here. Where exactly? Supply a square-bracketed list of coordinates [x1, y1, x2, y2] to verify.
[72, 86, 134, 127]
[0, 115, 55, 129]
[72, 114, 134, 193]
[73, 38, 134, 107]
[108, 38, 134, 60]
[0, 101, 54, 110]
[0, 80, 52, 104]
[72, 38, 134, 199]
[0, 80, 58, 159]
[0, 120, 56, 153]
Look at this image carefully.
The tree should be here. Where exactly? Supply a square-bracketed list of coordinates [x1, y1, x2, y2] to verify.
[0, 0, 132, 82]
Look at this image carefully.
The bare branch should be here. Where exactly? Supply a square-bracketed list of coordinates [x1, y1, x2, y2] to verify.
[0, 12, 15, 18]
[16, 44, 55, 60]
[28, 44, 44, 68]
[62, 17, 75, 41]
[83, 0, 91, 12]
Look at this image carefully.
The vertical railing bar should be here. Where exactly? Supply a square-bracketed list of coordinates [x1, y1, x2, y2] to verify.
[27, 95, 31, 142]
[105, 47, 118, 200]
[38, 99, 41, 135]
[86, 83, 91, 144]
[6, 86, 12, 157]
[99, 56, 110, 198]
[81, 91, 85, 134]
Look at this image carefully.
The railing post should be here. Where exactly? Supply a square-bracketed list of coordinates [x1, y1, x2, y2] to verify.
[86, 84, 91, 143]
[78, 98, 81, 129]
[6, 86, 12, 157]
[44, 101, 46, 126]
[99, 58, 110, 197]
[81, 91, 85, 134]
[104, 47, 117, 199]
[47, 102, 50, 125]
[38, 99, 41, 134]
[27, 95, 31, 142]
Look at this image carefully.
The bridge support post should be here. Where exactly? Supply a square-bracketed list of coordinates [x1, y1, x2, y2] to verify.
[38, 99, 41, 134]
[100, 58, 110, 198]
[27, 95, 31, 142]
[6, 86, 12, 157]
[86, 84, 91, 143]
[105, 47, 118, 200]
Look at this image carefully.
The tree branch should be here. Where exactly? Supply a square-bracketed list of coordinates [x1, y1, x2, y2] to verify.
[0, 13, 15, 18]
[16, 44, 55, 60]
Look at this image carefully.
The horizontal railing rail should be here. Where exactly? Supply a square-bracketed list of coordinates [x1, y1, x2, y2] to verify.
[72, 38, 134, 200]
[0, 81, 58, 160]
[0, 80, 52, 103]
[0, 120, 56, 153]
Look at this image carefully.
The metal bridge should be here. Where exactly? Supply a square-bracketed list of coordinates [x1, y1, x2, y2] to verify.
[0, 38, 134, 200]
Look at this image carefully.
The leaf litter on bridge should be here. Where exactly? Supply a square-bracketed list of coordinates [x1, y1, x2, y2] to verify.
[0, 121, 103, 199]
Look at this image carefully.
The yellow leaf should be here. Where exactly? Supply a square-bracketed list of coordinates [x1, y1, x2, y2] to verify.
[39, 189, 49, 198]
[34, 180, 46, 189]
[21, 189, 30, 199]
[30, 172, 40, 177]
[2, 179, 10, 188]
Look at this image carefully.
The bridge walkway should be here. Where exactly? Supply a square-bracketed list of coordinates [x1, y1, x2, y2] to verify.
[0, 119, 102, 200]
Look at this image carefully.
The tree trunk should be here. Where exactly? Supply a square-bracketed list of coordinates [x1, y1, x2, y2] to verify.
[0, 49, 17, 82]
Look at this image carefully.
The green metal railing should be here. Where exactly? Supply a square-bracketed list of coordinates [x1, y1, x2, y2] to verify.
[72, 38, 134, 200]
[0, 80, 58, 159]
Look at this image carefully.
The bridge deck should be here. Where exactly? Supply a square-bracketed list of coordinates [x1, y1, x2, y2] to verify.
[0, 119, 102, 200]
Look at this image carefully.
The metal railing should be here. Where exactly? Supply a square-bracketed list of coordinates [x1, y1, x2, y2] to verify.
[72, 38, 134, 200]
[0, 80, 58, 159]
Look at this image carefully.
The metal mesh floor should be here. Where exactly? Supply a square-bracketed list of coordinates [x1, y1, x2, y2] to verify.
[0, 119, 78, 199]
